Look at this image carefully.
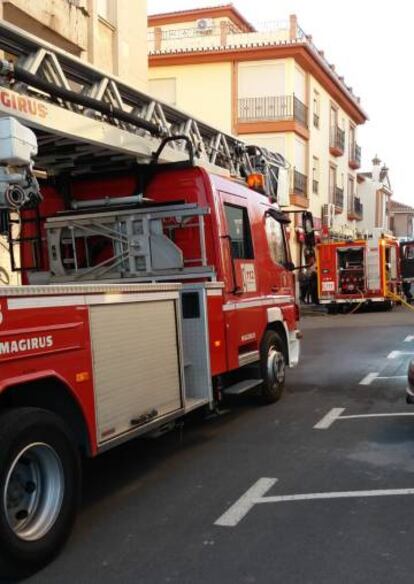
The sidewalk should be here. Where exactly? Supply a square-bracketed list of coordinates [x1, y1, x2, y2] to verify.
[300, 303, 327, 317]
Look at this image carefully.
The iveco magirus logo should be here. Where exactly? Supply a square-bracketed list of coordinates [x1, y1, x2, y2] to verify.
[0, 335, 53, 355]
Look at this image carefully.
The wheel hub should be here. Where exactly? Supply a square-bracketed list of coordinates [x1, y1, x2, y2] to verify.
[267, 347, 285, 386]
[3, 443, 64, 541]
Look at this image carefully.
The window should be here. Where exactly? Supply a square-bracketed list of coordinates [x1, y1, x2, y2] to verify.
[224, 204, 254, 259]
[238, 62, 285, 99]
[329, 164, 337, 202]
[330, 104, 338, 129]
[348, 175, 355, 199]
[148, 78, 177, 106]
[312, 156, 319, 194]
[313, 90, 320, 128]
[265, 215, 287, 266]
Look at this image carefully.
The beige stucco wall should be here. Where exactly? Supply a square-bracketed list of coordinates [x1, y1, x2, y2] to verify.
[1, 0, 88, 55]
[149, 62, 233, 133]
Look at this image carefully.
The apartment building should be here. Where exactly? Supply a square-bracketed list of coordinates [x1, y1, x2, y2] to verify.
[357, 157, 393, 235]
[390, 201, 414, 240]
[0, 0, 148, 90]
[148, 5, 368, 264]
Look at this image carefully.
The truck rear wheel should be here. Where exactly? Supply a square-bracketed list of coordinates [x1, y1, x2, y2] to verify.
[0, 408, 80, 568]
[259, 330, 286, 404]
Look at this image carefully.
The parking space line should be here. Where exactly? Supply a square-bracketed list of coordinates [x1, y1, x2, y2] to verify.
[214, 478, 278, 527]
[341, 413, 414, 420]
[359, 372, 406, 385]
[314, 407, 414, 430]
[387, 350, 414, 359]
[215, 478, 414, 527]
[359, 372, 379, 385]
[313, 408, 345, 429]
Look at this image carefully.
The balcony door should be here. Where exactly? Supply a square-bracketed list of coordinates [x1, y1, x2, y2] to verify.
[238, 61, 285, 121]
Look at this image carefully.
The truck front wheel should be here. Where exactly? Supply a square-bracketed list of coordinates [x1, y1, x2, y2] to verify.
[259, 330, 286, 404]
[0, 407, 80, 568]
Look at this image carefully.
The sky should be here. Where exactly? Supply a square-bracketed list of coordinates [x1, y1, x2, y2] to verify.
[148, 0, 413, 206]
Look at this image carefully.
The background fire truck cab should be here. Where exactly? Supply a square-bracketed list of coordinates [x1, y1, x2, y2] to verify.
[317, 233, 400, 311]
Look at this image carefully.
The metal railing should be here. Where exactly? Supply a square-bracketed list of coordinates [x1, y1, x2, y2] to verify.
[330, 126, 345, 153]
[293, 170, 308, 196]
[354, 196, 363, 218]
[238, 95, 308, 127]
[349, 142, 361, 166]
[335, 186, 344, 209]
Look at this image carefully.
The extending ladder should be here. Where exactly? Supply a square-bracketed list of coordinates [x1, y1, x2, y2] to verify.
[0, 20, 288, 201]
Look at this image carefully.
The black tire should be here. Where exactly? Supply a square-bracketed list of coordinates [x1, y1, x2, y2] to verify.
[259, 330, 286, 404]
[0, 407, 81, 568]
[327, 305, 338, 315]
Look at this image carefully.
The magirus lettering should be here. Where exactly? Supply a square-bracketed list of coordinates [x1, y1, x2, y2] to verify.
[0, 335, 53, 355]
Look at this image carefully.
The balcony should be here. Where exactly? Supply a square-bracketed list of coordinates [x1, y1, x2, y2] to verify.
[348, 195, 363, 220]
[290, 169, 309, 208]
[237, 95, 308, 128]
[349, 143, 361, 170]
[330, 126, 345, 157]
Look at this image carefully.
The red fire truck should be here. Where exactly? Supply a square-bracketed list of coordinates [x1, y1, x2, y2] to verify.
[317, 233, 400, 311]
[0, 22, 303, 567]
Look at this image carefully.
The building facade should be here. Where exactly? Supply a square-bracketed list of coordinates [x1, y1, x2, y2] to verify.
[0, 0, 148, 90]
[390, 201, 414, 239]
[357, 157, 393, 235]
[0, 0, 149, 284]
[148, 5, 368, 264]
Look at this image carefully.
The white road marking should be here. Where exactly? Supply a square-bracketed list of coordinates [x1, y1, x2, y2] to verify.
[359, 372, 406, 385]
[341, 413, 414, 421]
[404, 336, 414, 342]
[387, 350, 414, 359]
[214, 478, 278, 527]
[313, 408, 345, 430]
[314, 408, 414, 430]
[359, 372, 379, 385]
[215, 478, 414, 527]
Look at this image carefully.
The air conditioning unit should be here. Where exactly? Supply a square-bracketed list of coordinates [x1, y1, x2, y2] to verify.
[196, 18, 214, 33]
[322, 203, 335, 229]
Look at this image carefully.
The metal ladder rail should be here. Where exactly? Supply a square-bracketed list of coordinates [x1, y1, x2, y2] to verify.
[0, 19, 288, 199]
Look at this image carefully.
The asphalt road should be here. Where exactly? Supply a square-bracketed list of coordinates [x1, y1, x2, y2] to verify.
[4, 306, 414, 583]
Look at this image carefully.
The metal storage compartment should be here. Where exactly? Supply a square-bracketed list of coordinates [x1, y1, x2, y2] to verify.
[89, 286, 183, 444]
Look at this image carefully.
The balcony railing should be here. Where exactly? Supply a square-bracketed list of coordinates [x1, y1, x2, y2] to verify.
[330, 126, 345, 155]
[293, 170, 308, 196]
[349, 143, 361, 169]
[348, 195, 363, 219]
[353, 196, 363, 218]
[334, 186, 344, 210]
[237, 95, 308, 127]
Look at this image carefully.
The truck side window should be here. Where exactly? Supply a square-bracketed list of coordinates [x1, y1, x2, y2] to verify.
[224, 204, 254, 259]
[265, 215, 287, 266]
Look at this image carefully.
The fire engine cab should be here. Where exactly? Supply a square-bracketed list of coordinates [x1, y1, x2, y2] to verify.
[0, 21, 304, 567]
[317, 232, 400, 311]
